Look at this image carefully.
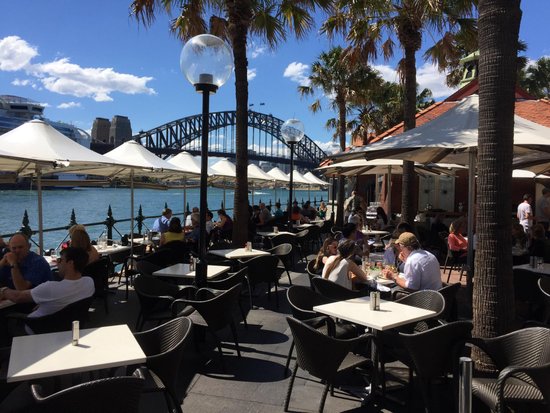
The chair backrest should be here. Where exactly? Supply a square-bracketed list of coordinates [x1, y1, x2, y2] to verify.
[242, 254, 280, 284]
[135, 259, 162, 277]
[190, 284, 243, 331]
[140, 249, 175, 267]
[83, 256, 110, 296]
[25, 295, 94, 335]
[133, 275, 180, 309]
[270, 233, 295, 247]
[267, 243, 292, 257]
[311, 277, 365, 302]
[522, 362, 550, 405]
[206, 267, 247, 290]
[438, 282, 461, 322]
[286, 286, 328, 321]
[294, 229, 309, 242]
[32, 369, 145, 413]
[134, 317, 192, 398]
[286, 317, 358, 381]
[399, 320, 473, 379]
[539, 277, 550, 298]
[307, 259, 322, 276]
[395, 290, 445, 332]
[157, 240, 193, 264]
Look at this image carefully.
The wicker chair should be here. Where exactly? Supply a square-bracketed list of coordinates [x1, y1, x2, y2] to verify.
[293, 229, 310, 264]
[265, 243, 293, 285]
[284, 317, 374, 413]
[172, 284, 243, 367]
[134, 317, 193, 413]
[240, 254, 281, 309]
[311, 277, 367, 302]
[83, 256, 111, 313]
[399, 320, 473, 412]
[468, 327, 550, 413]
[393, 282, 461, 322]
[540, 277, 550, 324]
[306, 259, 322, 290]
[31, 369, 145, 413]
[206, 267, 250, 328]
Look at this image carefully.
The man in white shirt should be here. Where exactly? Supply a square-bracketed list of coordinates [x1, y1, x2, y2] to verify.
[386, 232, 442, 291]
[517, 194, 533, 233]
[0, 247, 94, 332]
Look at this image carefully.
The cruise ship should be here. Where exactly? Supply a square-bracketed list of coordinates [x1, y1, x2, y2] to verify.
[0, 95, 91, 187]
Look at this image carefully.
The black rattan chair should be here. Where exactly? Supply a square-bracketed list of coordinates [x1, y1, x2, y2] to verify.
[241, 254, 281, 309]
[312, 277, 367, 302]
[31, 369, 145, 413]
[293, 229, 309, 264]
[84, 256, 111, 313]
[206, 267, 250, 328]
[284, 317, 373, 413]
[172, 284, 243, 367]
[265, 243, 293, 285]
[306, 259, 322, 290]
[468, 327, 550, 413]
[399, 320, 473, 412]
[540, 277, 550, 324]
[134, 317, 193, 413]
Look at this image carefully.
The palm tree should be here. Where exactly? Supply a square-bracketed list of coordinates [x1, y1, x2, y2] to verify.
[322, 0, 477, 223]
[298, 46, 384, 225]
[473, 0, 522, 370]
[520, 57, 550, 98]
[130, 0, 331, 246]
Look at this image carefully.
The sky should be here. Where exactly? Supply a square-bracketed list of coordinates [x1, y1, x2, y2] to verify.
[1, 0, 549, 156]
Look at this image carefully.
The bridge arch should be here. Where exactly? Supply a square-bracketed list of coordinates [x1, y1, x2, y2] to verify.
[135, 110, 327, 169]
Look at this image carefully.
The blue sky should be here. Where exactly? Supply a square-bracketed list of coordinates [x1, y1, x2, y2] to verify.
[1, 0, 549, 155]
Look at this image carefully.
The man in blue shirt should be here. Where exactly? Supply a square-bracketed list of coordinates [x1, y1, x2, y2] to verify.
[152, 208, 172, 233]
[0, 233, 52, 290]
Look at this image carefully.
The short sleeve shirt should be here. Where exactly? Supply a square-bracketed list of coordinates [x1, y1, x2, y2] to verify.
[517, 202, 532, 231]
[29, 277, 95, 319]
[322, 255, 352, 290]
[153, 216, 170, 233]
[0, 251, 52, 289]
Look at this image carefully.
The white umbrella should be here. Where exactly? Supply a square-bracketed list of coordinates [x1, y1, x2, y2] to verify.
[0, 119, 127, 251]
[303, 172, 329, 187]
[210, 158, 236, 209]
[266, 167, 291, 208]
[248, 164, 274, 204]
[167, 151, 203, 217]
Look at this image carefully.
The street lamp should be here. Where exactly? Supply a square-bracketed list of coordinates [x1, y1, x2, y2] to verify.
[281, 119, 305, 227]
[180, 34, 233, 287]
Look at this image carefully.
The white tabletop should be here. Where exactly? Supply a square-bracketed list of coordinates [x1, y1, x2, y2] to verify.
[153, 263, 230, 279]
[7, 324, 146, 383]
[314, 297, 436, 331]
[257, 231, 296, 237]
[209, 248, 270, 260]
[361, 230, 391, 236]
[294, 223, 315, 229]
[513, 263, 550, 275]
[94, 244, 131, 256]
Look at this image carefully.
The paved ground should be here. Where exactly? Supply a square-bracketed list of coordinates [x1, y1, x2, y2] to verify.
[77, 257, 472, 413]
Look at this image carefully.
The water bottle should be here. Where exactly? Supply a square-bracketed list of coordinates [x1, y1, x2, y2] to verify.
[189, 255, 195, 272]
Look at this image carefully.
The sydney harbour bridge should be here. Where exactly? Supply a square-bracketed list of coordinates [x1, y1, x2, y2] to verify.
[133, 110, 327, 170]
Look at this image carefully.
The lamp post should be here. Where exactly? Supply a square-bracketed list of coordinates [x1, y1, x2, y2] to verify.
[180, 34, 233, 287]
[281, 119, 305, 227]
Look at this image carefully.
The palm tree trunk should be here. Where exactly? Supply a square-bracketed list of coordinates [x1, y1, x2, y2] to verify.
[227, 0, 252, 246]
[336, 98, 347, 226]
[473, 0, 521, 370]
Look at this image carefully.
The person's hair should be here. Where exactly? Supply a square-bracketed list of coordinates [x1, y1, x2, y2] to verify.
[323, 239, 356, 279]
[314, 237, 336, 271]
[70, 228, 93, 252]
[162, 208, 172, 216]
[523, 194, 532, 201]
[9, 232, 29, 244]
[61, 247, 88, 273]
[342, 222, 357, 238]
[449, 220, 463, 234]
[168, 217, 182, 233]
[275, 202, 281, 208]
[206, 210, 213, 220]
[68, 224, 86, 237]
[397, 221, 414, 234]
[217, 209, 227, 217]
[376, 207, 388, 225]
[532, 223, 546, 240]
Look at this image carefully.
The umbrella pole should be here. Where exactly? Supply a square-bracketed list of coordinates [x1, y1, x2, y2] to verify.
[130, 170, 135, 256]
[36, 167, 44, 254]
[251, 183, 254, 205]
[183, 180, 187, 220]
[387, 166, 392, 218]
[308, 184, 310, 202]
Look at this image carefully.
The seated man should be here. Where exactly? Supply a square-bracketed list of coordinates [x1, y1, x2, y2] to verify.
[385, 232, 442, 291]
[152, 208, 172, 234]
[0, 247, 94, 333]
[258, 202, 272, 227]
[185, 207, 199, 229]
[0, 233, 51, 290]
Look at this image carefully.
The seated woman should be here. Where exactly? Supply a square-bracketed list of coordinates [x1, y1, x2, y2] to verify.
[375, 207, 388, 229]
[448, 220, 468, 257]
[160, 217, 184, 246]
[322, 240, 370, 290]
[212, 209, 233, 242]
[69, 226, 101, 265]
[318, 201, 328, 220]
[291, 202, 309, 224]
[312, 237, 338, 273]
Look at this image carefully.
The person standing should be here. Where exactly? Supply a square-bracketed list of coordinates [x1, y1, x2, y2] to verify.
[517, 194, 533, 233]
[536, 188, 550, 234]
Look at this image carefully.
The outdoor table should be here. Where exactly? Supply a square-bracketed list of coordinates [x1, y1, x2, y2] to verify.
[94, 243, 131, 256]
[513, 263, 550, 276]
[153, 263, 230, 280]
[7, 324, 146, 383]
[209, 248, 270, 260]
[361, 230, 390, 237]
[256, 231, 296, 238]
[294, 223, 315, 230]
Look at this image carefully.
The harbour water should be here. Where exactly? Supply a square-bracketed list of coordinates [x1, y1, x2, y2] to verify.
[0, 186, 329, 250]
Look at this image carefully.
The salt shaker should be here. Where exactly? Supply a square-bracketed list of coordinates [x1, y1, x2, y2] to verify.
[72, 320, 79, 346]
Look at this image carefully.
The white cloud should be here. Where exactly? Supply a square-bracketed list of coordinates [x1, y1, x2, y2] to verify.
[57, 101, 81, 109]
[0, 36, 156, 102]
[315, 140, 341, 154]
[247, 68, 257, 81]
[373, 62, 456, 99]
[11, 78, 32, 86]
[283, 62, 310, 86]
[0, 36, 38, 71]
[249, 44, 267, 59]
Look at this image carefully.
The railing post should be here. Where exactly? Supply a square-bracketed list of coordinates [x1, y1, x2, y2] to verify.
[69, 209, 77, 227]
[136, 205, 144, 235]
[314, 196, 317, 207]
[164, 202, 168, 209]
[459, 357, 472, 413]
[186, 202, 190, 215]
[105, 205, 115, 245]
[19, 210, 33, 239]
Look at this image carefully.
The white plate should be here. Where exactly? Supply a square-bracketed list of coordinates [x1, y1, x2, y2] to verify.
[376, 278, 395, 286]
